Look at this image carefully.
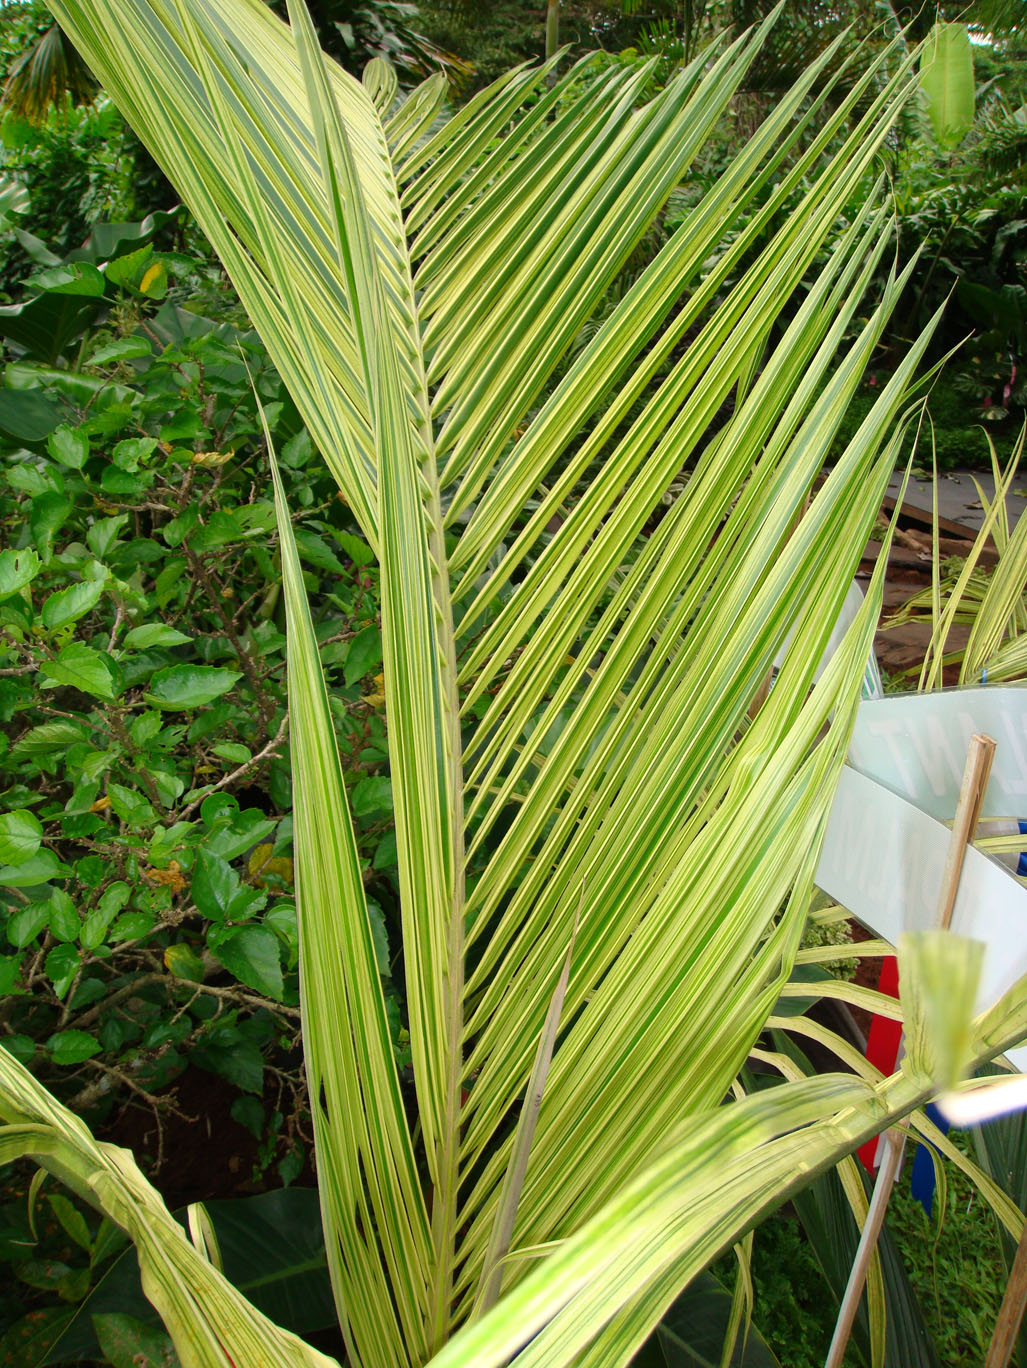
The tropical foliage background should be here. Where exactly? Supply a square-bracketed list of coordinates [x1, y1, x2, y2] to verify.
[0, 2, 1025, 1366]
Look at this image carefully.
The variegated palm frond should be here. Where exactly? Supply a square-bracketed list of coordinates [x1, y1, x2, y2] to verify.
[883, 426, 1027, 687]
[11, 4, 1027, 1367]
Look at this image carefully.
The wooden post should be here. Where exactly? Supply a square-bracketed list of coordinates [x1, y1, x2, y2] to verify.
[824, 733, 996, 1368]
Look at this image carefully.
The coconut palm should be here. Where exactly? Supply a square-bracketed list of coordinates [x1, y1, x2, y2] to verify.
[3, 3, 1027, 1366]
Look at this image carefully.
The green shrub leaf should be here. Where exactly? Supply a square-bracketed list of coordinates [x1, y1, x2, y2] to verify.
[40, 575, 108, 630]
[123, 623, 192, 649]
[0, 547, 41, 601]
[343, 624, 382, 686]
[46, 1030, 102, 1065]
[146, 665, 242, 709]
[47, 1194, 92, 1253]
[164, 943, 205, 982]
[210, 924, 283, 1000]
[48, 890, 81, 942]
[0, 849, 66, 888]
[6, 903, 50, 947]
[190, 849, 238, 921]
[92, 1312, 177, 1368]
[0, 810, 43, 866]
[39, 643, 119, 700]
[87, 336, 153, 366]
[44, 944, 80, 998]
[350, 775, 393, 819]
[46, 425, 89, 470]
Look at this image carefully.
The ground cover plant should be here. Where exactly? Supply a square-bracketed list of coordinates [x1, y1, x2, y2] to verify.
[3, 4, 1027, 1367]
[0, 221, 402, 1195]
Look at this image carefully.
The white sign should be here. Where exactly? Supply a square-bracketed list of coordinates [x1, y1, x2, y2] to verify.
[815, 765, 1027, 1071]
[848, 686, 1027, 820]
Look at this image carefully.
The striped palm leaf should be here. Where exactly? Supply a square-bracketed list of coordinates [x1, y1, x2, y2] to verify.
[6, 4, 1027, 1366]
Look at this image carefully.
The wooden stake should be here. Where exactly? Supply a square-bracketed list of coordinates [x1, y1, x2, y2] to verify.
[985, 1220, 1027, 1368]
[824, 1130, 905, 1368]
[824, 732, 996, 1368]
[935, 733, 996, 930]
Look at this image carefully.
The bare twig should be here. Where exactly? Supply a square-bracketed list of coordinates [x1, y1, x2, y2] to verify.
[179, 712, 288, 820]
[183, 543, 276, 729]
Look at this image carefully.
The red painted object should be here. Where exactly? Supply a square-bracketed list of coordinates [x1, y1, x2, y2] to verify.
[858, 954, 902, 1172]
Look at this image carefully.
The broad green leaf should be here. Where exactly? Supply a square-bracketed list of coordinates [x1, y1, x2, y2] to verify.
[193, 1034, 265, 1095]
[213, 742, 251, 763]
[40, 574, 108, 630]
[635, 1272, 782, 1367]
[294, 527, 347, 574]
[0, 850, 66, 888]
[48, 890, 81, 942]
[123, 623, 193, 649]
[109, 911, 154, 943]
[0, 810, 43, 867]
[209, 925, 284, 1001]
[47, 424, 90, 469]
[146, 665, 242, 710]
[231, 1096, 264, 1138]
[334, 531, 374, 567]
[50, 1186, 337, 1364]
[112, 436, 159, 471]
[0, 389, 64, 444]
[10, 720, 88, 757]
[919, 23, 974, 150]
[0, 1309, 76, 1368]
[39, 643, 118, 700]
[87, 335, 153, 365]
[46, 1031, 101, 1065]
[343, 624, 383, 685]
[44, 944, 80, 999]
[6, 903, 50, 946]
[92, 1312, 177, 1368]
[164, 943, 205, 982]
[0, 265, 105, 364]
[0, 176, 29, 230]
[29, 490, 71, 560]
[0, 547, 41, 602]
[350, 775, 393, 819]
[87, 514, 129, 558]
[190, 849, 239, 921]
[0, 956, 22, 996]
[48, 1193, 93, 1253]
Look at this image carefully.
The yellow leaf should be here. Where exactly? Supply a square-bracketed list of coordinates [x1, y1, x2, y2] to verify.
[145, 860, 187, 893]
[191, 449, 234, 467]
[164, 942, 205, 982]
[249, 843, 294, 886]
[362, 672, 386, 708]
[139, 262, 166, 295]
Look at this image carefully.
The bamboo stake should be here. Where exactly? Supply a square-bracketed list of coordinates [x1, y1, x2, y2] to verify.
[985, 1220, 1027, 1368]
[935, 733, 995, 930]
[824, 1129, 905, 1368]
[824, 732, 996, 1368]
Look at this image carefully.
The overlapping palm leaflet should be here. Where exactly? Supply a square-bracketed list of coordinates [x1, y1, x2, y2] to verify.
[3, 4, 1027, 1366]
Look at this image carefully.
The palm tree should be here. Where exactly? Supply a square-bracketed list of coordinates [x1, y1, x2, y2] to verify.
[0, 13, 95, 122]
[3, 3, 1026, 1365]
